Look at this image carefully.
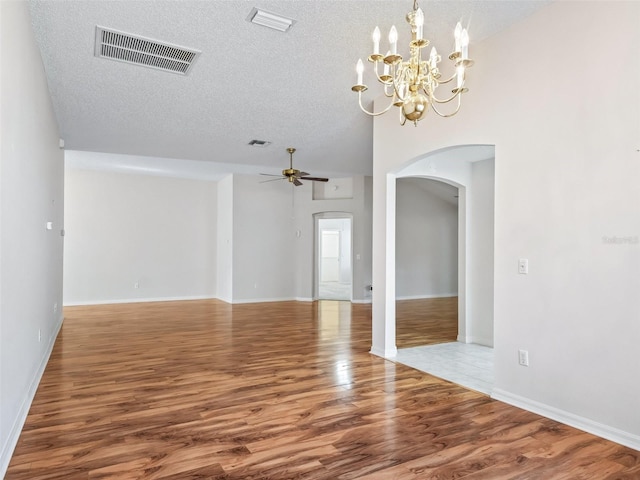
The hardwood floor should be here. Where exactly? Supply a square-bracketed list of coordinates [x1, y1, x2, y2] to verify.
[6, 299, 639, 479]
[396, 297, 458, 348]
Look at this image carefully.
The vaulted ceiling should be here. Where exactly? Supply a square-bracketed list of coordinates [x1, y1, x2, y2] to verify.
[29, 0, 550, 178]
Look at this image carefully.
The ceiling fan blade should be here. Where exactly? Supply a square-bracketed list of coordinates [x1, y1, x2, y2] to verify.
[260, 177, 287, 184]
[260, 148, 329, 187]
[299, 176, 329, 182]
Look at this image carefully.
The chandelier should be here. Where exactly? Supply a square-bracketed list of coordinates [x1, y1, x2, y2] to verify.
[351, 1, 473, 126]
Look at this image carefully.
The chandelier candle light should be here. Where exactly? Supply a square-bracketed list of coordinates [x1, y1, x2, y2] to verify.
[351, 0, 473, 126]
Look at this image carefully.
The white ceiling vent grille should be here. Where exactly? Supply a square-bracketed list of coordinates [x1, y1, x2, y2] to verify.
[94, 26, 200, 75]
[246, 8, 295, 32]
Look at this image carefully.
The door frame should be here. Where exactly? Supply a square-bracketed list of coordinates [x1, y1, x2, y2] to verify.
[313, 212, 354, 301]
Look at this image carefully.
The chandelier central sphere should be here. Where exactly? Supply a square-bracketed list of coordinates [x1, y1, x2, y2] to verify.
[351, 0, 474, 126]
[403, 92, 428, 122]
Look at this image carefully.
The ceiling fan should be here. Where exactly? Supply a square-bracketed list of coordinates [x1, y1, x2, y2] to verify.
[260, 148, 329, 187]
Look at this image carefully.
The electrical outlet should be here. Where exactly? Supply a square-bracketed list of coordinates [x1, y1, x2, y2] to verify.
[518, 349, 529, 366]
[518, 258, 529, 274]
[38, 329, 41, 342]
[134, 282, 139, 289]
[53, 303, 58, 314]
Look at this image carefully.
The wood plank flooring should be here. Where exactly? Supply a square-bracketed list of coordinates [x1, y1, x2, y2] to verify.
[6, 299, 639, 479]
[396, 297, 458, 348]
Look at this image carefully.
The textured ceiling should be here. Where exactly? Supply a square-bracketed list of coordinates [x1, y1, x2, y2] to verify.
[29, 0, 550, 178]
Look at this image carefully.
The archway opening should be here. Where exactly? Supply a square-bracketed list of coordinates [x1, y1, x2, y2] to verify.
[388, 145, 495, 393]
[395, 177, 459, 348]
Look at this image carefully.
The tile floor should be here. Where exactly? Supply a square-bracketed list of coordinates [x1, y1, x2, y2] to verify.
[318, 281, 351, 301]
[393, 342, 494, 395]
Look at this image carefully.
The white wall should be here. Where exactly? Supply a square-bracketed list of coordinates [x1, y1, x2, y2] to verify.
[396, 178, 458, 299]
[62, 170, 372, 306]
[231, 175, 295, 302]
[0, 1, 65, 474]
[230, 175, 372, 303]
[216, 175, 233, 303]
[469, 159, 494, 346]
[293, 176, 373, 302]
[372, 1, 640, 449]
[64, 166, 217, 304]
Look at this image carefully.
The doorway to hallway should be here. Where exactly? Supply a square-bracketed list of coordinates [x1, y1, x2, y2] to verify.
[315, 216, 352, 301]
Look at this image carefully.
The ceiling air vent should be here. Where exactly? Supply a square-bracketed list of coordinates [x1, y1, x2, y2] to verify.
[94, 26, 200, 75]
[246, 8, 295, 32]
[248, 139, 272, 147]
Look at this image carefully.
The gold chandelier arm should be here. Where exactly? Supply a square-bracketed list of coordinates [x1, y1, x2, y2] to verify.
[383, 83, 395, 98]
[430, 88, 463, 104]
[373, 61, 394, 87]
[357, 91, 397, 117]
[399, 107, 408, 126]
[435, 70, 458, 85]
[430, 94, 462, 118]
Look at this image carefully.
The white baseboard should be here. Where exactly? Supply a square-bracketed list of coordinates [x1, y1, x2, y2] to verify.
[232, 297, 368, 304]
[492, 388, 640, 451]
[457, 335, 493, 347]
[1, 313, 64, 477]
[370, 345, 397, 358]
[230, 297, 298, 304]
[226, 297, 372, 305]
[396, 293, 458, 300]
[63, 295, 216, 306]
[457, 334, 470, 343]
[65, 296, 374, 307]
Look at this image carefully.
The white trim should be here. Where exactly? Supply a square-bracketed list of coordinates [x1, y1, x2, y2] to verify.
[1, 314, 64, 476]
[313, 213, 354, 304]
[230, 297, 299, 304]
[63, 295, 216, 306]
[64, 296, 372, 307]
[396, 293, 458, 300]
[492, 388, 640, 451]
[351, 299, 372, 304]
[456, 334, 493, 347]
[369, 346, 398, 358]
[467, 336, 493, 347]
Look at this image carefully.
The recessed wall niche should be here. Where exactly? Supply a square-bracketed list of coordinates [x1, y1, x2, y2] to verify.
[312, 177, 354, 200]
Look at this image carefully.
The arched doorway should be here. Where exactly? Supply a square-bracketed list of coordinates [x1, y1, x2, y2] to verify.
[371, 145, 495, 362]
[395, 177, 460, 346]
[313, 212, 354, 301]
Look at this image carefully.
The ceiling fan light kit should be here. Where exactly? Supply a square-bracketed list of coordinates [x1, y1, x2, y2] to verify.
[260, 148, 329, 187]
[351, 0, 473, 126]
